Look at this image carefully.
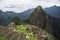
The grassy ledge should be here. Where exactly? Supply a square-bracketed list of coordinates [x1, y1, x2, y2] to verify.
[0, 36, 7, 40]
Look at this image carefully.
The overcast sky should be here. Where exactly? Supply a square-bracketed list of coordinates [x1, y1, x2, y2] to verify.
[0, 0, 60, 13]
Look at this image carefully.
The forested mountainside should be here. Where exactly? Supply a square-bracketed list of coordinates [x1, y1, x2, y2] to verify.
[26, 6, 60, 40]
[0, 9, 34, 26]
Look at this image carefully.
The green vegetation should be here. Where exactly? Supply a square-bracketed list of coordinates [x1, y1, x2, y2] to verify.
[12, 16, 22, 25]
[16, 25, 38, 40]
[0, 36, 7, 40]
[45, 33, 55, 40]
[29, 36, 37, 40]
[16, 25, 55, 40]
[0, 24, 55, 40]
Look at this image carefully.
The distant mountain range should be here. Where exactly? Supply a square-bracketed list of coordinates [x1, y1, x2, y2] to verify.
[0, 8, 34, 19]
[44, 5, 60, 18]
[0, 8, 34, 26]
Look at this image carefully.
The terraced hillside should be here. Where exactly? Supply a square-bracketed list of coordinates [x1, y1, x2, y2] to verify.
[0, 23, 55, 40]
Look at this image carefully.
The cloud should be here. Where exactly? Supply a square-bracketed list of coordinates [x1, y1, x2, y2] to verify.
[0, 0, 60, 13]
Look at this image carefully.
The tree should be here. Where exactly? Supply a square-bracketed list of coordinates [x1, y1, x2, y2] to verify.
[12, 16, 22, 25]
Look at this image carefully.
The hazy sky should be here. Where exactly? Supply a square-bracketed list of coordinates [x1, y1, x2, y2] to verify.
[0, 0, 60, 13]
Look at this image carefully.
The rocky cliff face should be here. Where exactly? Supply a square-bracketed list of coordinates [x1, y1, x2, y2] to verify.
[27, 6, 60, 40]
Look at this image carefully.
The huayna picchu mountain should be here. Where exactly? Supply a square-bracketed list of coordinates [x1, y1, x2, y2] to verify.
[26, 6, 60, 40]
[27, 6, 52, 34]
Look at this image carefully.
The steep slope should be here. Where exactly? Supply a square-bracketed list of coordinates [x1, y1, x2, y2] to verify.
[27, 6, 60, 40]
[28, 6, 52, 33]
[51, 17, 60, 40]
[45, 6, 60, 40]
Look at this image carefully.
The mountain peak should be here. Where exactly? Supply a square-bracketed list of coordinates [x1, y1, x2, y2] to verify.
[35, 6, 43, 11]
[28, 6, 49, 26]
[32, 6, 47, 16]
[32, 6, 44, 15]
[36, 6, 42, 10]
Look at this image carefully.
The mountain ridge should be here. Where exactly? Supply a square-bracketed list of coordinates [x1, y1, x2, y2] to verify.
[44, 5, 60, 18]
[0, 8, 34, 26]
